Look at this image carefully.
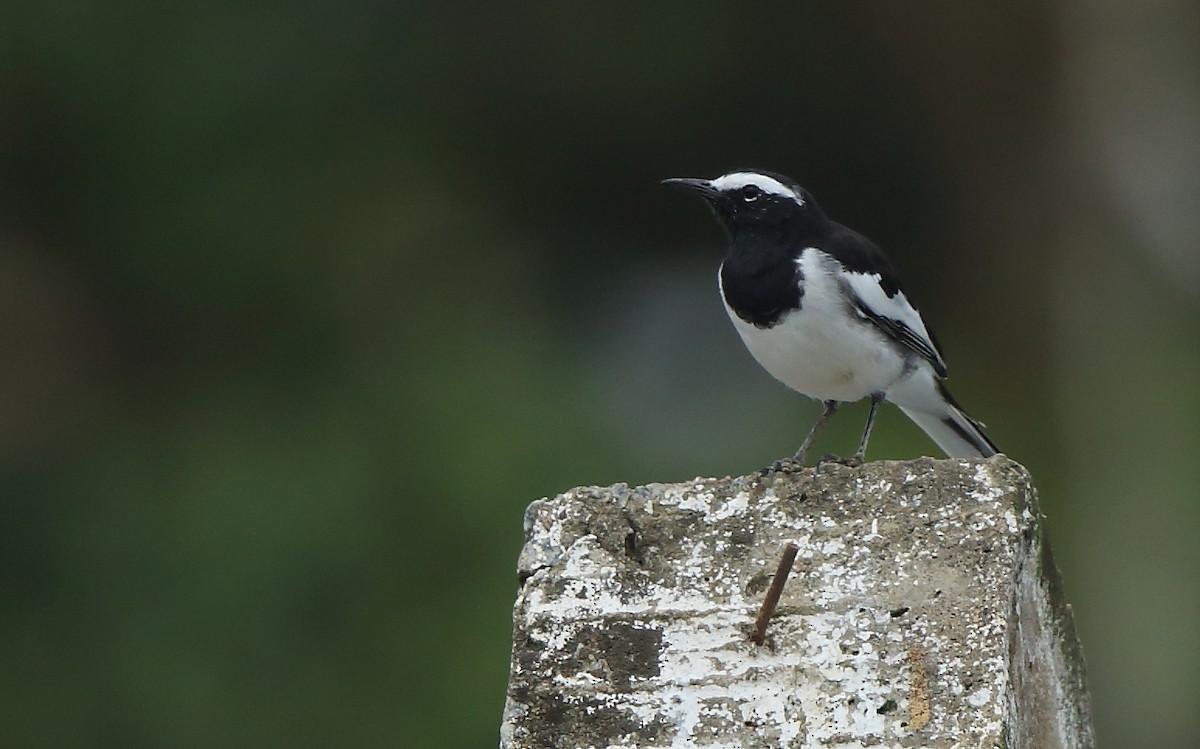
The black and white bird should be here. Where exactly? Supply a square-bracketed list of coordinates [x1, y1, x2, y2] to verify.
[663, 169, 999, 466]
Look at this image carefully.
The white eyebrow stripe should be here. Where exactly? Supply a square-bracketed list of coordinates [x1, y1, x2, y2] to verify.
[711, 172, 804, 204]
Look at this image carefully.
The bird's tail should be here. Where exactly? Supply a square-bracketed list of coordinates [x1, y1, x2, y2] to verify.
[889, 372, 1000, 459]
[898, 404, 998, 458]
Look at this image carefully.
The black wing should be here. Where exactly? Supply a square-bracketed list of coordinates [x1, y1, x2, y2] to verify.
[825, 222, 949, 376]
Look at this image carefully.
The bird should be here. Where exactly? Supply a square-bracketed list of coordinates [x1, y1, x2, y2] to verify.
[663, 168, 999, 467]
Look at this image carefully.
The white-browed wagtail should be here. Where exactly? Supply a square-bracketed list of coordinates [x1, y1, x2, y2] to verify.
[664, 169, 999, 467]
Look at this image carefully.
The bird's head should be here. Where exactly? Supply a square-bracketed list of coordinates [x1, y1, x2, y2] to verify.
[663, 169, 821, 239]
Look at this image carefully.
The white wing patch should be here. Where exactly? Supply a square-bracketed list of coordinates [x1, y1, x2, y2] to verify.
[711, 172, 804, 204]
[842, 271, 947, 375]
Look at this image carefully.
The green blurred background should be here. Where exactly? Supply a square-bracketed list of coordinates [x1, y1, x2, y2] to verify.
[2, 2, 1197, 747]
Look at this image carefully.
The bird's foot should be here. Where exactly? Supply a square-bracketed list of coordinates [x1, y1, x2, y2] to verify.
[817, 453, 863, 467]
[762, 456, 806, 476]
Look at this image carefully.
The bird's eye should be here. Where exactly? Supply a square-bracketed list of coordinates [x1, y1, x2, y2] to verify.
[740, 185, 761, 202]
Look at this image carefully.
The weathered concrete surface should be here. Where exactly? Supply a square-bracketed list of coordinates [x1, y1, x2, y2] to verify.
[499, 456, 1094, 749]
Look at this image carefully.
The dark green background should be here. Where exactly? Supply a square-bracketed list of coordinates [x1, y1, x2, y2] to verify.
[2, 3, 1197, 747]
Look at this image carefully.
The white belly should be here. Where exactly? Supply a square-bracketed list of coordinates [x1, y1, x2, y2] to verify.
[721, 249, 907, 403]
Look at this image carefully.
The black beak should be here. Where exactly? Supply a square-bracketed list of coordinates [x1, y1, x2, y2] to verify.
[661, 177, 720, 200]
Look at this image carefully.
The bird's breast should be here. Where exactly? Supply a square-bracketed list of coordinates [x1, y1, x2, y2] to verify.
[718, 245, 803, 329]
[721, 249, 908, 402]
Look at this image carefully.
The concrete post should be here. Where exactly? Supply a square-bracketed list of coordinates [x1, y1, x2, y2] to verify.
[500, 456, 1093, 748]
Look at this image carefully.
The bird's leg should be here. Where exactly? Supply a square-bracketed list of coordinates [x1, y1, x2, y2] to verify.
[784, 400, 839, 468]
[845, 392, 885, 467]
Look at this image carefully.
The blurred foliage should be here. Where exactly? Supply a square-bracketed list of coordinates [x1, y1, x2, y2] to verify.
[1, 2, 1197, 747]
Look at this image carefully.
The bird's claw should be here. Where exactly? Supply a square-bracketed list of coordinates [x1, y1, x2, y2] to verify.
[762, 457, 806, 476]
[817, 453, 863, 467]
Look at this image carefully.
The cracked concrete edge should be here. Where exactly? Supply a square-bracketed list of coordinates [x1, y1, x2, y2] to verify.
[1008, 481, 1096, 749]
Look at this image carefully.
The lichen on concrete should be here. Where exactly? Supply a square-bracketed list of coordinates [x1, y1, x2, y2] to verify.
[500, 456, 1094, 749]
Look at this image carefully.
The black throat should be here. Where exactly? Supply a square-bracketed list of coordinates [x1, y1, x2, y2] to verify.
[719, 227, 807, 329]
